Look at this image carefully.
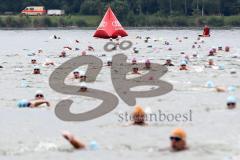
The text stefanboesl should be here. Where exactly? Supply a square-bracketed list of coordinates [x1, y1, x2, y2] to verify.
[118, 109, 193, 123]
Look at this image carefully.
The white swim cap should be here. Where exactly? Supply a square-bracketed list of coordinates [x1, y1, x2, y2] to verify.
[166, 57, 171, 60]
[35, 90, 43, 95]
[34, 66, 40, 69]
[80, 82, 87, 88]
[79, 71, 85, 76]
[73, 69, 79, 73]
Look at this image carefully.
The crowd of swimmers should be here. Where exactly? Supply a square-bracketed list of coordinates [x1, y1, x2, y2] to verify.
[16, 26, 238, 152]
[62, 105, 188, 151]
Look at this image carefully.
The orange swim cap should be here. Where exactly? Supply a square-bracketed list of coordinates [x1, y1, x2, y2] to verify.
[133, 105, 145, 116]
[171, 128, 187, 140]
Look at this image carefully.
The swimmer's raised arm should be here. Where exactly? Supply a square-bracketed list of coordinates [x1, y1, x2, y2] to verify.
[62, 131, 86, 149]
[30, 99, 50, 108]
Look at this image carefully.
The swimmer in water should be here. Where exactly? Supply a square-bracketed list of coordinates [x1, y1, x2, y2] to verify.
[38, 49, 43, 53]
[226, 96, 237, 109]
[31, 58, 37, 64]
[132, 105, 146, 125]
[81, 51, 87, 56]
[88, 46, 95, 51]
[179, 61, 188, 71]
[44, 59, 55, 66]
[208, 58, 214, 66]
[79, 71, 87, 82]
[164, 58, 174, 66]
[34, 90, 45, 100]
[133, 47, 139, 54]
[59, 51, 66, 57]
[33, 66, 41, 74]
[225, 46, 230, 52]
[72, 69, 80, 79]
[132, 58, 137, 65]
[144, 59, 151, 69]
[212, 47, 217, 54]
[205, 58, 215, 68]
[170, 128, 187, 151]
[62, 131, 86, 149]
[208, 50, 215, 56]
[107, 58, 112, 66]
[17, 99, 50, 108]
[79, 82, 88, 92]
[132, 65, 140, 74]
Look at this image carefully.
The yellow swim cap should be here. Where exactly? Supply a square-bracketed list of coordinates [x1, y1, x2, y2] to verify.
[171, 128, 187, 140]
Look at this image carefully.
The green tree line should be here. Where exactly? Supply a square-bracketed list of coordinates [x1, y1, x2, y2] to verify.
[0, 0, 240, 16]
[0, 0, 240, 28]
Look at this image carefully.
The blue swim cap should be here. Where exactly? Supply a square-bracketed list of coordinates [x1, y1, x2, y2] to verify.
[180, 60, 187, 65]
[218, 64, 225, 70]
[227, 96, 237, 104]
[206, 80, 214, 88]
[17, 99, 30, 108]
[89, 141, 99, 150]
[228, 86, 236, 92]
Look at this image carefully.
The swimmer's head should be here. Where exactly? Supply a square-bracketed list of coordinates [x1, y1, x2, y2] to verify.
[165, 57, 172, 64]
[132, 65, 139, 74]
[166, 56, 171, 61]
[116, 35, 121, 41]
[80, 82, 87, 92]
[79, 71, 87, 82]
[132, 105, 145, 125]
[31, 59, 37, 64]
[132, 58, 137, 64]
[180, 61, 187, 70]
[208, 50, 214, 56]
[170, 128, 187, 151]
[193, 52, 198, 57]
[107, 58, 112, 66]
[180, 51, 185, 55]
[145, 59, 151, 69]
[227, 96, 237, 109]
[73, 69, 80, 79]
[33, 66, 41, 74]
[208, 58, 214, 65]
[35, 90, 44, 100]
[225, 46, 230, 52]
[81, 51, 87, 56]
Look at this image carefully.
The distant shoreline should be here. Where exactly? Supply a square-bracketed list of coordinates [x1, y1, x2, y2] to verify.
[0, 15, 240, 29]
